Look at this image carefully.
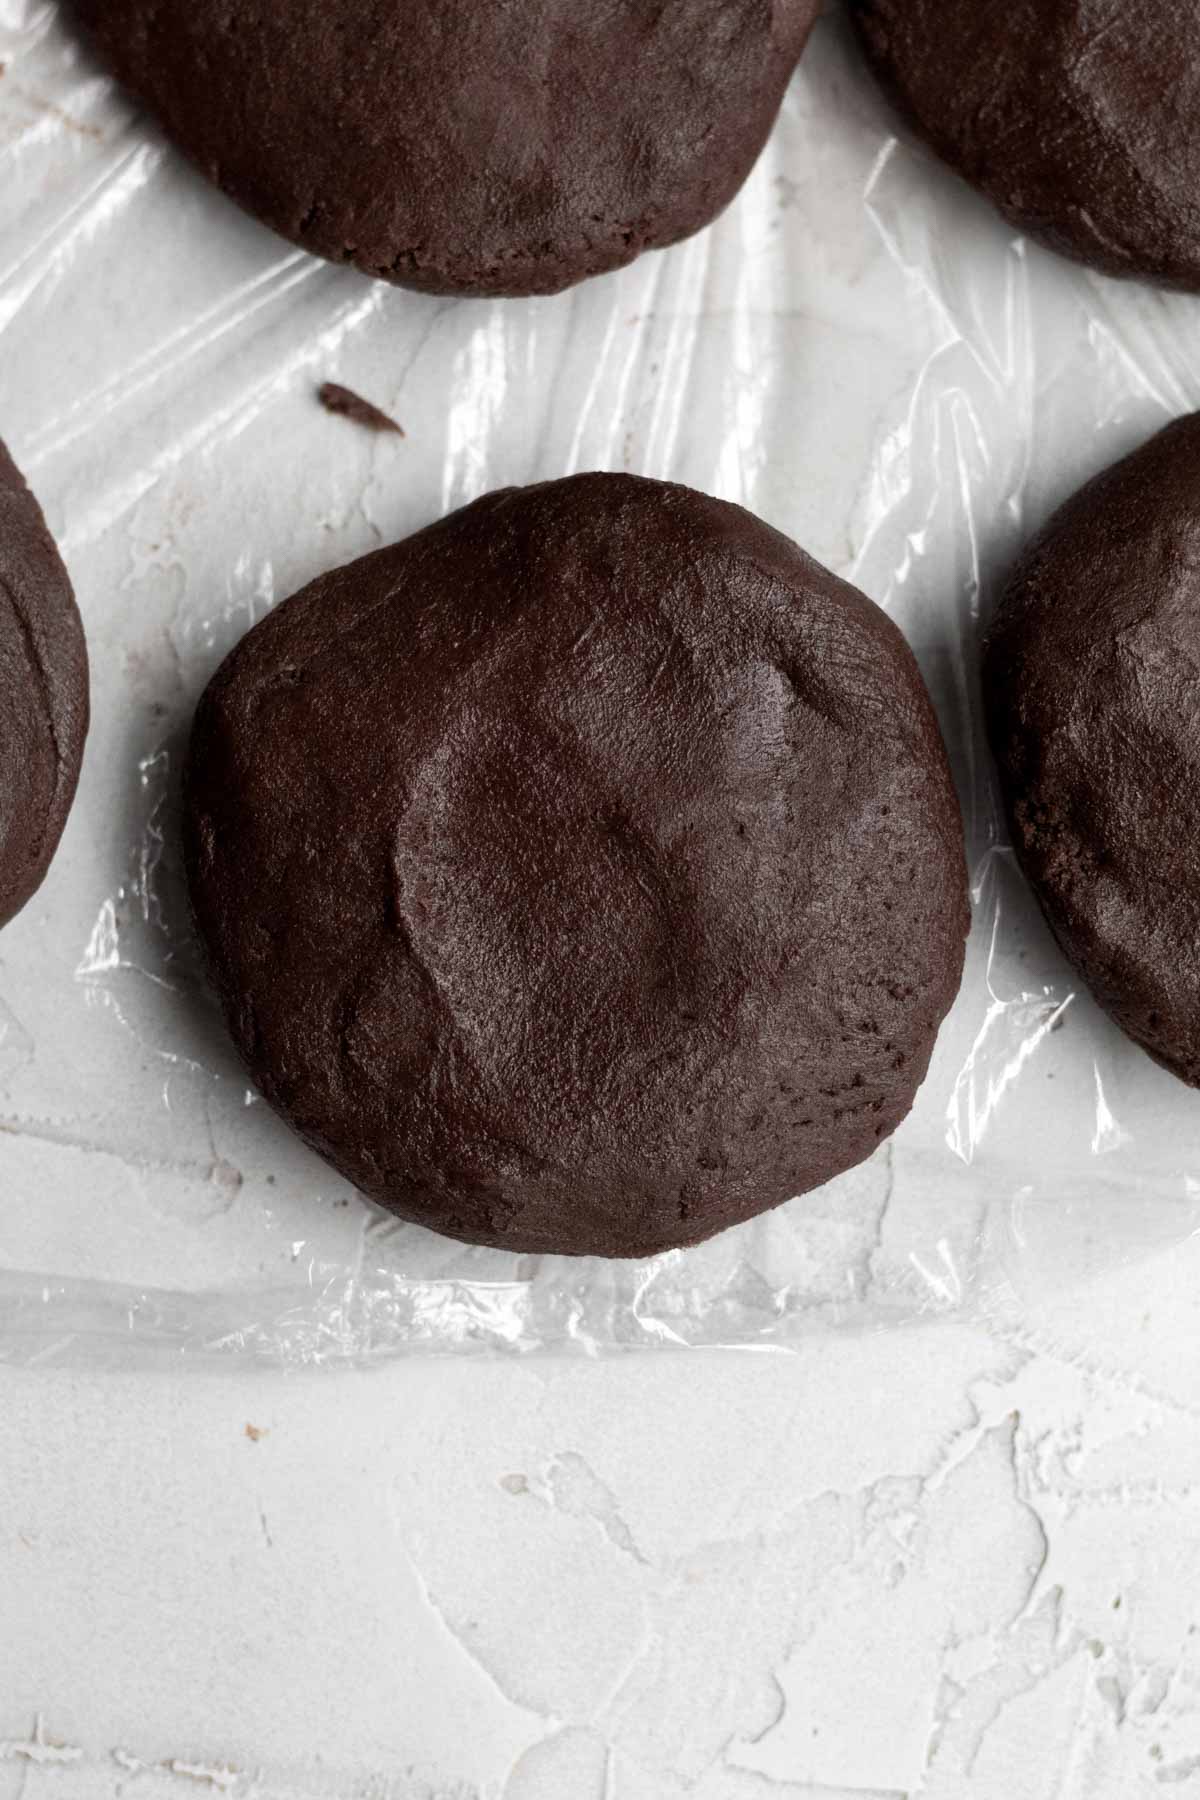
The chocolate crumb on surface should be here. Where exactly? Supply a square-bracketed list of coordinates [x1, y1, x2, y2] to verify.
[317, 382, 404, 436]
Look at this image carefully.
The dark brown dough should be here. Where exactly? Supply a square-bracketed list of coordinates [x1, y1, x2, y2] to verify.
[317, 384, 404, 437]
[985, 414, 1200, 1085]
[849, 0, 1200, 292]
[0, 441, 89, 930]
[72, 0, 818, 298]
[184, 474, 968, 1257]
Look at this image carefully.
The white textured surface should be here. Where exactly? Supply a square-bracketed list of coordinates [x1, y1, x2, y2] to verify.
[3, 1232, 1200, 1797]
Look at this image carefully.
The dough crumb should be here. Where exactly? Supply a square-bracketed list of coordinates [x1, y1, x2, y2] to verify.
[317, 382, 404, 436]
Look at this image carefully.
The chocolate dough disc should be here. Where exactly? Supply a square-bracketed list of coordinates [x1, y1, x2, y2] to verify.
[849, 0, 1200, 292]
[185, 474, 968, 1256]
[985, 415, 1200, 1084]
[73, 0, 818, 298]
[0, 441, 89, 930]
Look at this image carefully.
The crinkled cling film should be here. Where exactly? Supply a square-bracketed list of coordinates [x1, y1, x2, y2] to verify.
[2, 2, 1200, 1365]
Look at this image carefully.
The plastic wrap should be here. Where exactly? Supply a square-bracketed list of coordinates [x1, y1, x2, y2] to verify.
[2, 1, 1200, 1363]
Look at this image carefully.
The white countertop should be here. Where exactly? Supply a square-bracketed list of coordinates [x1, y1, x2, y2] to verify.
[3, 1229, 1200, 1799]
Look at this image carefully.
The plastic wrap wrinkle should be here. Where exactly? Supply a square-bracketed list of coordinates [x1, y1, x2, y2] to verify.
[2, 4, 1200, 1363]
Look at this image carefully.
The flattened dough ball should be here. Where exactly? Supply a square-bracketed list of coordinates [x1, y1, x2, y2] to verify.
[849, 0, 1200, 291]
[185, 474, 968, 1256]
[985, 415, 1200, 1084]
[74, 0, 818, 297]
[0, 441, 89, 930]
